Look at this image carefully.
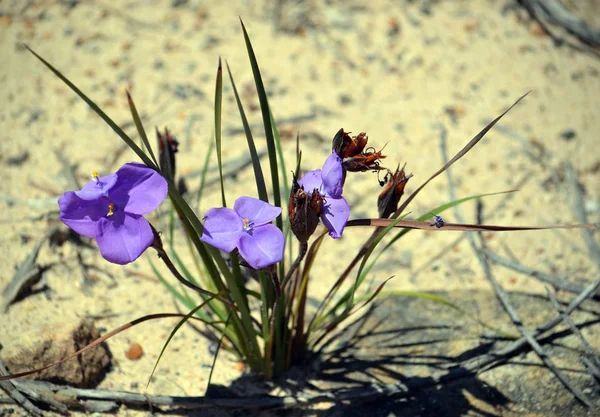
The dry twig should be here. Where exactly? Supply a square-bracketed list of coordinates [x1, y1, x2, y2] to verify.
[438, 123, 593, 406]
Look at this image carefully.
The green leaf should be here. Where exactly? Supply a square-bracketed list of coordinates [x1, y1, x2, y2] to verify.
[226, 62, 268, 202]
[25, 45, 156, 170]
[146, 297, 217, 389]
[347, 213, 409, 309]
[382, 190, 516, 252]
[357, 290, 518, 339]
[214, 57, 227, 207]
[206, 313, 232, 394]
[196, 138, 214, 211]
[126, 91, 159, 169]
[240, 20, 282, 230]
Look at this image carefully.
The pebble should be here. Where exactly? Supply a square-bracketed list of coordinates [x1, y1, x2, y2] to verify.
[560, 128, 576, 141]
[126, 343, 144, 360]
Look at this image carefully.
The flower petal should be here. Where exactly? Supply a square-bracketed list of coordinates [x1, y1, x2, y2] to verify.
[238, 224, 284, 269]
[110, 163, 168, 215]
[321, 152, 344, 198]
[234, 196, 281, 226]
[58, 192, 108, 238]
[321, 197, 350, 239]
[75, 174, 118, 200]
[95, 212, 154, 265]
[200, 207, 243, 252]
[297, 169, 322, 194]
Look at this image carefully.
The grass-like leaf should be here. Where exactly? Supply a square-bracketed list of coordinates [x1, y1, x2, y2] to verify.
[146, 297, 217, 389]
[240, 19, 282, 231]
[394, 92, 530, 218]
[226, 61, 268, 202]
[334, 94, 531, 297]
[356, 290, 518, 339]
[380, 191, 517, 252]
[206, 313, 232, 394]
[346, 218, 597, 231]
[126, 90, 159, 169]
[195, 138, 214, 211]
[214, 57, 227, 207]
[25, 45, 156, 170]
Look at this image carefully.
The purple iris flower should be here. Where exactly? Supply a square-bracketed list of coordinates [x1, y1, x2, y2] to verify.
[58, 163, 168, 265]
[299, 152, 350, 238]
[201, 196, 284, 270]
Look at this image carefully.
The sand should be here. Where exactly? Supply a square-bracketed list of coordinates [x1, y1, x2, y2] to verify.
[1, 0, 599, 415]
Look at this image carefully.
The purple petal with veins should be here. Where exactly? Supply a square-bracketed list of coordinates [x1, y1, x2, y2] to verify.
[297, 169, 323, 194]
[321, 152, 344, 198]
[59, 162, 168, 265]
[111, 163, 169, 215]
[234, 196, 281, 226]
[321, 196, 350, 239]
[75, 173, 118, 200]
[238, 224, 285, 269]
[59, 192, 108, 238]
[200, 207, 244, 253]
[96, 212, 154, 265]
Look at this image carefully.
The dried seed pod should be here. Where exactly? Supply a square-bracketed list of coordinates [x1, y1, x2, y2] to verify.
[343, 145, 387, 172]
[377, 164, 412, 218]
[289, 173, 324, 243]
[332, 128, 369, 158]
[332, 128, 387, 172]
[157, 127, 179, 182]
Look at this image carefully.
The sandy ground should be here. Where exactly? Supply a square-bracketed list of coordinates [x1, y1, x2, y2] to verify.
[1, 0, 599, 415]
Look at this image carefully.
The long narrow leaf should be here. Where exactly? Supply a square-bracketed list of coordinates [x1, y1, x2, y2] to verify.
[25, 45, 156, 170]
[330, 93, 531, 304]
[146, 297, 217, 388]
[356, 290, 518, 338]
[345, 218, 597, 231]
[394, 92, 530, 218]
[226, 62, 268, 202]
[126, 90, 159, 168]
[240, 20, 282, 230]
[214, 58, 227, 207]
[206, 313, 232, 393]
[196, 138, 214, 211]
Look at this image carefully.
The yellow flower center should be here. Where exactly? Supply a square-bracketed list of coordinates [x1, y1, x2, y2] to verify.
[107, 203, 115, 216]
[243, 217, 251, 230]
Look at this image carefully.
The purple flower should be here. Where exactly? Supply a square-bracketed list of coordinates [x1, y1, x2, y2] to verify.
[58, 163, 168, 265]
[201, 197, 284, 270]
[298, 152, 350, 238]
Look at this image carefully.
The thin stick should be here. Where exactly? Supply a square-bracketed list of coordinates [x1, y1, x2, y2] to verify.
[320, 94, 530, 314]
[439, 124, 592, 406]
[0, 359, 45, 417]
[546, 288, 600, 369]
[480, 248, 597, 299]
[565, 161, 600, 271]
[460, 275, 600, 373]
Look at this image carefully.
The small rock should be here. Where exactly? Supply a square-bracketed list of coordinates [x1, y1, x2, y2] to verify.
[529, 22, 546, 37]
[560, 129, 576, 141]
[126, 343, 143, 360]
[339, 93, 353, 106]
[2, 318, 111, 388]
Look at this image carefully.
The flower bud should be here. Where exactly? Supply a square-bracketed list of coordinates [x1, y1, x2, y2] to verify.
[377, 164, 412, 218]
